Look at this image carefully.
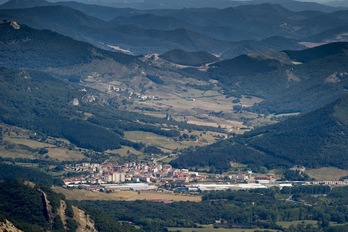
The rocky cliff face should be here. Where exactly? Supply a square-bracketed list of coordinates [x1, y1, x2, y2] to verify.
[0, 220, 23, 232]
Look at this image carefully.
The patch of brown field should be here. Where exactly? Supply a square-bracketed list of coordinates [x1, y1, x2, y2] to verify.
[53, 187, 139, 201]
[47, 148, 85, 161]
[128, 191, 201, 202]
[52, 187, 201, 202]
[307, 167, 348, 181]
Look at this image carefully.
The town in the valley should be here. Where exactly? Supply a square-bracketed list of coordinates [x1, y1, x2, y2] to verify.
[63, 160, 348, 193]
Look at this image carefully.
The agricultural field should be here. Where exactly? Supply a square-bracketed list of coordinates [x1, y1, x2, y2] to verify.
[125, 130, 227, 152]
[52, 187, 201, 202]
[307, 167, 348, 181]
[130, 86, 267, 132]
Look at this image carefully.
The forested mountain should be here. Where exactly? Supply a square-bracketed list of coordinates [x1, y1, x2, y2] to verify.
[171, 95, 348, 171]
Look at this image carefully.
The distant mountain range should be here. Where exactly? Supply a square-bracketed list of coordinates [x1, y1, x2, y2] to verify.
[4, 0, 342, 11]
[1, 0, 348, 58]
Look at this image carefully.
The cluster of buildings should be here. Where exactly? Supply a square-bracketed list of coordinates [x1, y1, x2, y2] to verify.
[63, 162, 206, 189]
[128, 91, 159, 101]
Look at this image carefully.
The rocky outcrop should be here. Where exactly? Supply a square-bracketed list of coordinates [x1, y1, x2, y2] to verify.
[0, 220, 23, 232]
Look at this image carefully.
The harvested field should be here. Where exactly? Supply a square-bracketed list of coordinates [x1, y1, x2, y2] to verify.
[307, 167, 348, 181]
[52, 187, 201, 202]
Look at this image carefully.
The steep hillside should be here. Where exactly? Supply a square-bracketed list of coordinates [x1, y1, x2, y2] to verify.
[0, 179, 75, 231]
[172, 95, 348, 171]
[159, 49, 219, 66]
[0, 179, 136, 232]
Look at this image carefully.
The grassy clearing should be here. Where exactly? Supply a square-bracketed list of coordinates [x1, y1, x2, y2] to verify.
[47, 147, 85, 161]
[3, 137, 55, 149]
[307, 167, 348, 181]
[107, 146, 142, 157]
[52, 187, 201, 202]
[0, 147, 35, 159]
[125, 131, 190, 151]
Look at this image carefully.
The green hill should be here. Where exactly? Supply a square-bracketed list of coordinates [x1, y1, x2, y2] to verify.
[171, 95, 348, 171]
[159, 49, 218, 66]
